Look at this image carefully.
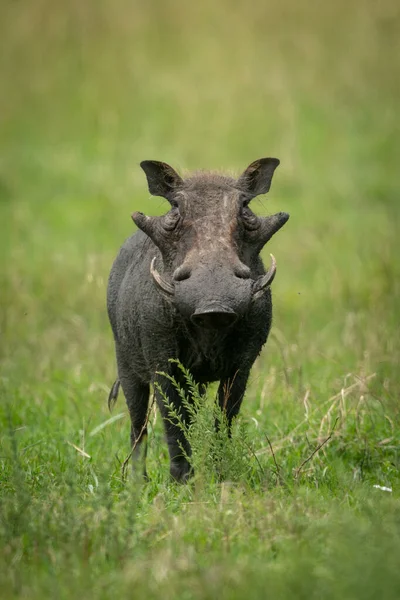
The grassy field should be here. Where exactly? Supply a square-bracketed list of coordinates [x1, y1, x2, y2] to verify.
[1, 0, 400, 598]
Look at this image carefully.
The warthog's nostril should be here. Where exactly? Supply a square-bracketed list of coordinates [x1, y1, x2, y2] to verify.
[191, 306, 238, 329]
[173, 264, 192, 282]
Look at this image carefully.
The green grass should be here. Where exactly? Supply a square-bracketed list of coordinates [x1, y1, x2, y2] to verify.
[1, 0, 400, 598]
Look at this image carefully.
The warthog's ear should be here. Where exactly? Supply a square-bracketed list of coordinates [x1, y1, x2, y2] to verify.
[140, 160, 183, 203]
[237, 158, 280, 198]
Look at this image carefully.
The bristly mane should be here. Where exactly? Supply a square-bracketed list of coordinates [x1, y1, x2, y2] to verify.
[182, 171, 238, 192]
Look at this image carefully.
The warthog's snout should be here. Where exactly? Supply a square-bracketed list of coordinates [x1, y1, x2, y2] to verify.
[191, 304, 238, 329]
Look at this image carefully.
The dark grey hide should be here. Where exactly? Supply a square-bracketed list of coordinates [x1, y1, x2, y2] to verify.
[107, 158, 289, 482]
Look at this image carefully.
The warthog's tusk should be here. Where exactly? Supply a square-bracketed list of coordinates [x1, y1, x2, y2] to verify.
[252, 254, 277, 301]
[150, 257, 175, 298]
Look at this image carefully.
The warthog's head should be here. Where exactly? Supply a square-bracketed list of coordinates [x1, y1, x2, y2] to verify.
[132, 158, 289, 329]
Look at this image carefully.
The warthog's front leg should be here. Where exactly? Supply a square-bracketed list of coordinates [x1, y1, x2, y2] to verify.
[218, 369, 250, 434]
[154, 373, 194, 483]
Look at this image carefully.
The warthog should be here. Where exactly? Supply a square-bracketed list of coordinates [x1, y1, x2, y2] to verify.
[107, 158, 289, 481]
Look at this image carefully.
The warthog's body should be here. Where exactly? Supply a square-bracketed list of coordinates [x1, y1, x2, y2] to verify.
[107, 158, 289, 481]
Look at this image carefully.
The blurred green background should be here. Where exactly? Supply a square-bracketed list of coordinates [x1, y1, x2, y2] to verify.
[2, 0, 399, 385]
[1, 1, 400, 598]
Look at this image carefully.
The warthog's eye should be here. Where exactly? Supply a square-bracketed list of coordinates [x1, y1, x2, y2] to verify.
[162, 207, 180, 231]
[240, 206, 260, 231]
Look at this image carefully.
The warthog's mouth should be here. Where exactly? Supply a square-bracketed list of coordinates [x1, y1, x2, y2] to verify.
[150, 254, 277, 304]
[191, 305, 238, 329]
